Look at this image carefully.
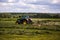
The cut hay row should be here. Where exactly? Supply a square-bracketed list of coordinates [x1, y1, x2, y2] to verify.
[31, 18, 60, 21]
[0, 18, 60, 21]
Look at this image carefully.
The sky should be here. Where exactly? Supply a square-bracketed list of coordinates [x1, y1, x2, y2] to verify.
[0, 0, 60, 13]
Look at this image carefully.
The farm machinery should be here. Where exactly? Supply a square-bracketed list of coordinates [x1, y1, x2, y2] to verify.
[16, 16, 33, 24]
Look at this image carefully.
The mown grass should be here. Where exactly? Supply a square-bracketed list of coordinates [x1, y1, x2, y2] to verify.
[0, 18, 60, 40]
[0, 34, 60, 40]
[0, 18, 60, 21]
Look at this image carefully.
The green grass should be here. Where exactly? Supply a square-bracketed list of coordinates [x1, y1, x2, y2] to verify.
[0, 18, 60, 21]
[0, 33, 60, 40]
[0, 18, 60, 40]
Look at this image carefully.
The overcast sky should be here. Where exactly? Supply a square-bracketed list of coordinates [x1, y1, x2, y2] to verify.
[0, 0, 60, 13]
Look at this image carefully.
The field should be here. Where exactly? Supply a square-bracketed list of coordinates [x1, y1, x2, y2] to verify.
[0, 18, 60, 40]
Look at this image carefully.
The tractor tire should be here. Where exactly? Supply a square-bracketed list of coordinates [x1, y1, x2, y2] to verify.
[23, 21, 27, 25]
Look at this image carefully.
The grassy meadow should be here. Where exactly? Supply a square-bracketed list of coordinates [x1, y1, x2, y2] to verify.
[0, 17, 60, 40]
[0, 13, 60, 40]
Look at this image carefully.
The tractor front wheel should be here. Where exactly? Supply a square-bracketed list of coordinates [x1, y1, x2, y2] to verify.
[23, 21, 27, 25]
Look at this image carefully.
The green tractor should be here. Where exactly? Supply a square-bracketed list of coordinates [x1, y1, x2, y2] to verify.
[16, 16, 33, 25]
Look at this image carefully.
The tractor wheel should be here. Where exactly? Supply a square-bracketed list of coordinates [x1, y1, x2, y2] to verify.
[16, 19, 21, 24]
[23, 21, 27, 25]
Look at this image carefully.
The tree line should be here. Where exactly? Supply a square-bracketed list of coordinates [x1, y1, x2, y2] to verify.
[0, 13, 60, 18]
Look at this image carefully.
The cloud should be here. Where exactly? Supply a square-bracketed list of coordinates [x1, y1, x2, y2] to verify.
[51, 0, 60, 4]
[0, 0, 19, 3]
[0, 0, 60, 13]
[0, 0, 7, 2]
